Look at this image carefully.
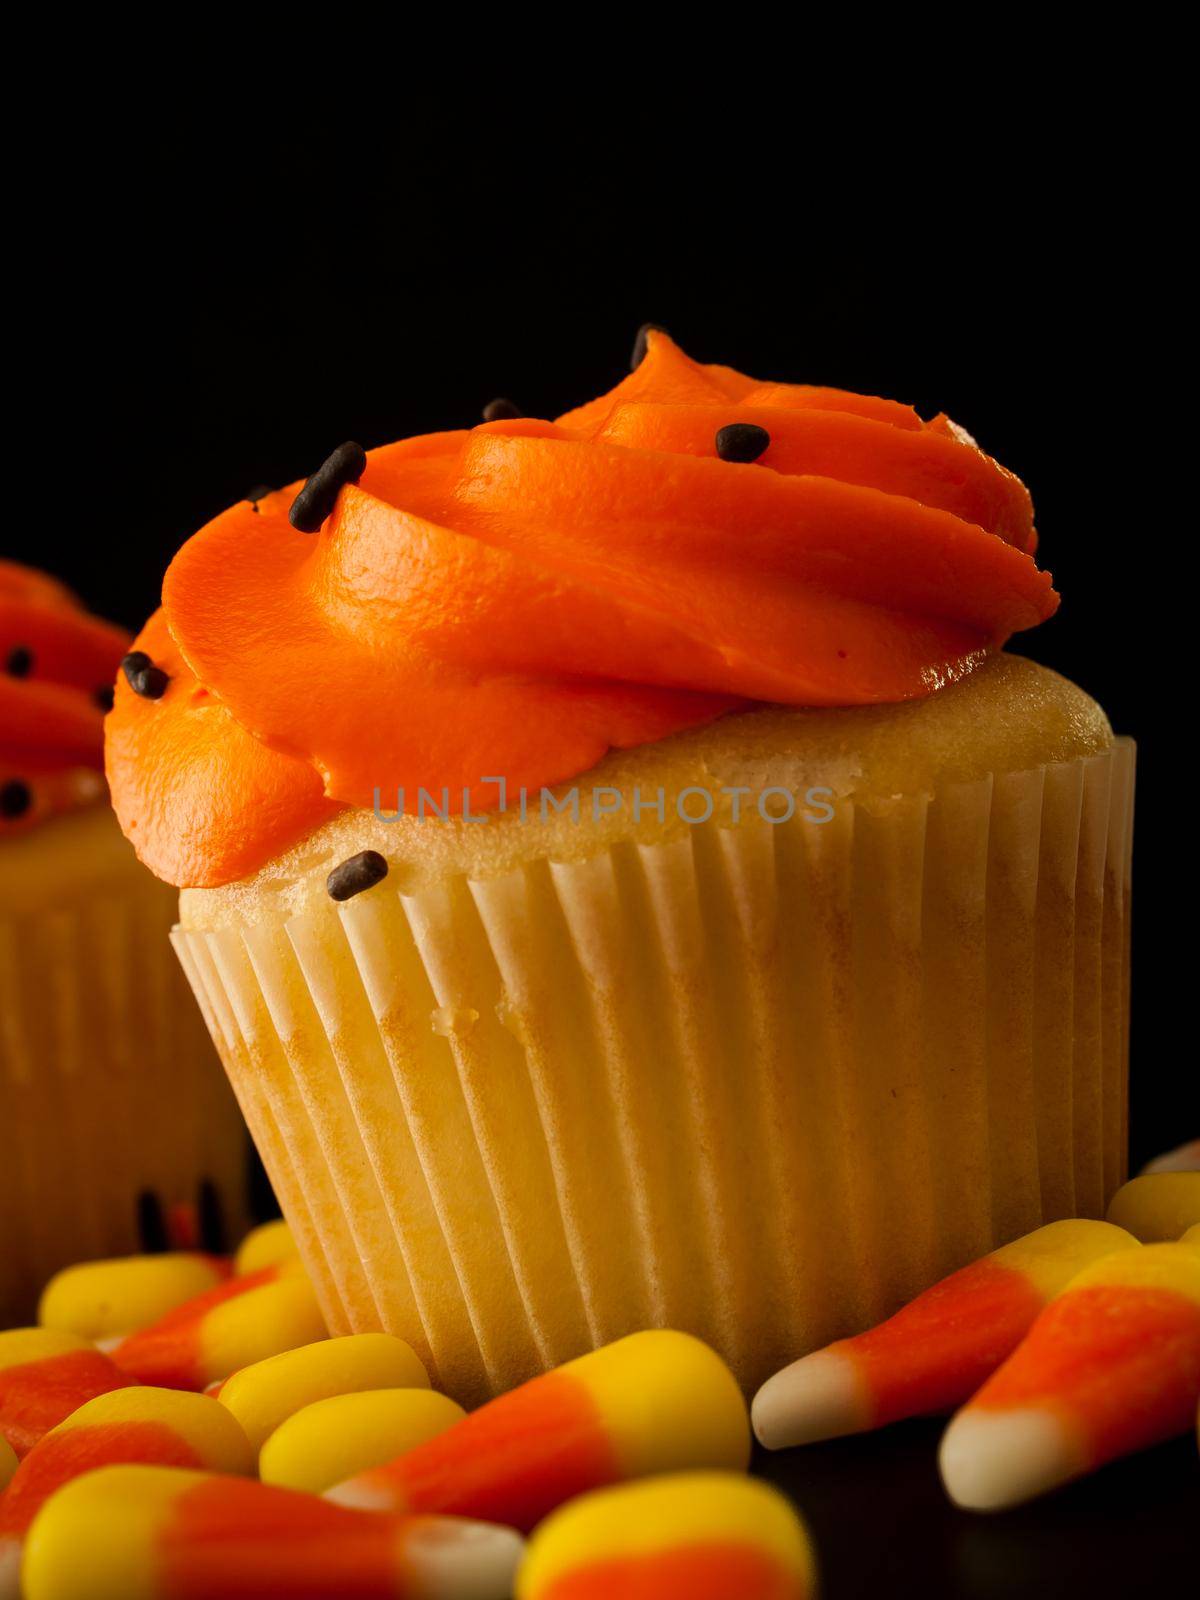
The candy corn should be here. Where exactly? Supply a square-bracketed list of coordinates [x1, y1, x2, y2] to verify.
[0, 1329, 136, 1457]
[1142, 1138, 1200, 1175]
[0, 1437, 14, 1493]
[328, 1330, 750, 1532]
[38, 1254, 229, 1343]
[517, 1473, 816, 1599]
[0, 1385, 252, 1587]
[1106, 1172, 1200, 1242]
[1181, 1224, 1200, 1251]
[261, 1389, 467, 1494]
[111, 1265, 326, 1390]
[234, 1219, 300, 1278]
[214, 1334, 429, 1455]
[21, 1465, 524, 1600]
[752, 1219, 1138, 1448]
[939, 1242, 1200, 1510]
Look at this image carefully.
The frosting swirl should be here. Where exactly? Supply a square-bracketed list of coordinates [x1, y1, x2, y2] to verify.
[106, 333, 1057, 887]
[1, 562, 129, 836]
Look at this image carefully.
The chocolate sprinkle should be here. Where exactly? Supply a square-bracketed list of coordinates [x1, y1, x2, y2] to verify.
[136, 1189, 169, 1253]
[94, 684, 115, 712]
[5, 645, 33, 678]
[716, 422, 770, 463]
[631, 322, 667, 370]
[289, 442, 367, 533]
[327, 849, 389, 902]
[0, 778, 32, 819]
[122, 652, 169, 700]
[137, 667, 169, 699]
[482, 397, 522, 423]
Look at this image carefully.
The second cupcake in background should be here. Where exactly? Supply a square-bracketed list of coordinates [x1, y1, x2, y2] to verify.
[0, 562, 251, 1324]
[105, 331, 1134, 1404]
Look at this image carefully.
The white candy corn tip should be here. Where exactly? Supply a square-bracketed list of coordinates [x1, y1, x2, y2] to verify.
[752, 1349, 867, 1450]
[323, 1476, 397, 1512]
[939, 1408, 1080, 1511]
[0, 1538, 20, 1600]
[1142, 1139, 1200, 1175]
[403, 1518, 524, 1600]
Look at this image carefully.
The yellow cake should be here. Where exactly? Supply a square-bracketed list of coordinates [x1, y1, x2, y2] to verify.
[0, 563, 249, 1322]
[171, 656, 1131, 1399]
[105, 332, 1133, 1401]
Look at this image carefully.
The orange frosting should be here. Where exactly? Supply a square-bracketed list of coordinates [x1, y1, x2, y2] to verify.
[105, 333, 1058, 888]
[0, 561, 130, 836]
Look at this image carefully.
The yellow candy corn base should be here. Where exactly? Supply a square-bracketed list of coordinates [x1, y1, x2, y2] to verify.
[517, 1473, 815, 1599]
[0, 805, 251, 1324]
[174, 661, 1134, 1404]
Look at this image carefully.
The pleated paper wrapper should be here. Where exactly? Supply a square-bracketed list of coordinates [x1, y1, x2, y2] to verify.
[173, 740, 1134, 1403]
[0, 870, 251, 1323]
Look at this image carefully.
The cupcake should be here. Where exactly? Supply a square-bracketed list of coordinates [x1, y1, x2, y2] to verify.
[0, 562, 250, 1323]
[105, 332, 1133, 1402]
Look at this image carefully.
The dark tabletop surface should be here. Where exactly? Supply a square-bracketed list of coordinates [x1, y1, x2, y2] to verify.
[754, 1421, 1197, 1596]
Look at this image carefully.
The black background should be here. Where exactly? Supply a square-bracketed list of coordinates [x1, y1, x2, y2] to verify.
[8, 104, 1194, 1592]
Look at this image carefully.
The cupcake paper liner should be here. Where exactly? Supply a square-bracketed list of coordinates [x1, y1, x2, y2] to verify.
[0, 876, 251, 1323]
[175, 740, 1134, 1403]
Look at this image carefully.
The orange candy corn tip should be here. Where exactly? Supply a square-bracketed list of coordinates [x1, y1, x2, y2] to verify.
[20, 1465, 524, 1600]
[1105, 1172, 1200, 1242]
[111, 1264, 326, 1391]
[516, 1473, 815, 1600]
[751, 1219, 1138, 1449]
[327, 1330, 749, 1533]
[939, 1242, 1200, 1510]
[0, 1329, 136, 1458]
